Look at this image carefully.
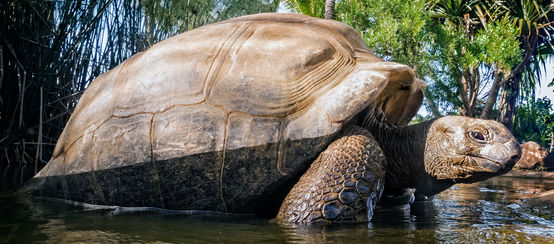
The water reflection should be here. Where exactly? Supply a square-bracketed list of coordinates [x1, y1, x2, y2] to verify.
[1, 176, 553, 243]
[431, 177, 554, 243]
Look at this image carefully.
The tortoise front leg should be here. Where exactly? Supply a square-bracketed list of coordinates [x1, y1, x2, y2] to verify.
[277, 126, 386, 223]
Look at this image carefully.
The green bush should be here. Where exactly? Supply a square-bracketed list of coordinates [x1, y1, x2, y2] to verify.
[513, 97, 554, 149]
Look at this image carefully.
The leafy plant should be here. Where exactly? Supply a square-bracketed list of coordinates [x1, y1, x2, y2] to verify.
[512, 97, 554, 148]
[282, 0, 326, 18]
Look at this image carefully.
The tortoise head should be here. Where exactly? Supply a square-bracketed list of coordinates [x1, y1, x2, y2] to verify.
[421, 116, 520, 194]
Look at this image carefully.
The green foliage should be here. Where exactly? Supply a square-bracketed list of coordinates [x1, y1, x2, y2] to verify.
[141, 0, 214, 33]
[424, 14, 522, 115]
[501, 0, 553, 37]
[425, 21, 469, 114]
[513, 97, 554, 147]
[283, 0, 434, 76]
[426, 1, 529, 118]
[495, 0, 554, 119]
[473, 16, 522, 70]
[428, 0, 478, 23]
[339, 0, 433, 72]
[142, 0, 280, 33]
[282, 0, 325, 18]
[283, 0, 526, 118]
[286, 0, 552, 139]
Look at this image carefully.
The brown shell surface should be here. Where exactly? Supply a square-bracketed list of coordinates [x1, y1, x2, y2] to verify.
[32, 13, 424, 212]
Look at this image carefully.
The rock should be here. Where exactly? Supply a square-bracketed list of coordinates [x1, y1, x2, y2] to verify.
[523, 190, 554, 209]
[514, 142, 548, 169]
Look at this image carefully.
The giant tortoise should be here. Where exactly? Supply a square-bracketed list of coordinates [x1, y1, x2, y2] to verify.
[28, 13, 521, 223]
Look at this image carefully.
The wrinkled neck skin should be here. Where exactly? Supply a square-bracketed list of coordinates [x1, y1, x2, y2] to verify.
[363, 116, 454, 197]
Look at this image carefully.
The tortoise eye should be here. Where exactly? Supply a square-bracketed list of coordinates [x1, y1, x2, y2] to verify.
[469, 130, 486, 142]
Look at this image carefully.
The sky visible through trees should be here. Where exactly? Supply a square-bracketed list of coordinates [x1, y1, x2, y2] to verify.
[538, 58, 553, 99]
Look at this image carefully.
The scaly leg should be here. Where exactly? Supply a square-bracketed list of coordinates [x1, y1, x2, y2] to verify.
[277, 125, 386, 223]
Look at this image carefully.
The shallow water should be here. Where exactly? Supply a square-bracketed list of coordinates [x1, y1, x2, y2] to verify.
[1, 176, 553, 243]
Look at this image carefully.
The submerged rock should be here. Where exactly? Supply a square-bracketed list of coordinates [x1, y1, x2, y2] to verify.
[522, 190, 554, 220]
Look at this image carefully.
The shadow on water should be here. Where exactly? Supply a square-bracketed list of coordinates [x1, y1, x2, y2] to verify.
[1, 175, 553, 243]
[0, 165, 36, 194]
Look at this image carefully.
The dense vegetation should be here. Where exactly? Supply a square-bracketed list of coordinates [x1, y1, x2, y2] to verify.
[513, 97, 554, 150]
[0, 0, 552, 174]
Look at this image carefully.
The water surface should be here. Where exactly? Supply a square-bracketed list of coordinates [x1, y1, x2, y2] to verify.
[1, 175, 553, 243]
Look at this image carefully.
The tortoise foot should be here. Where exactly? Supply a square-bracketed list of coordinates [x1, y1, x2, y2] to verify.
[277, 126, 386, 223]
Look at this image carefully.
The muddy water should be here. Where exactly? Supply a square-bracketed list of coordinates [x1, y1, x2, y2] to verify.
[1, 175, 553, 243]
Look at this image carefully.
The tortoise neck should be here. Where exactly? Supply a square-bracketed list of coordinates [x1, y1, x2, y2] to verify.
[362, 114, 437, 195]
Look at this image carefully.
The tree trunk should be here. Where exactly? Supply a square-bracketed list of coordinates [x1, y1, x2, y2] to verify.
[424, 90, 442, 118]
[325, 0, 335, 20]
[480, 70, 504, 119]
[497, 76, 519, 131]
[468, 67, 480, 116]
[146, 16, 153, 47]
[459, 71, 472, 116]
[549, 132, 554, 152]
[495, 34, 537, 128]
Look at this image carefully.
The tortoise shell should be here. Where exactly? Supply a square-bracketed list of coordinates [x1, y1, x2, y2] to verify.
[31, 13, 424, 213]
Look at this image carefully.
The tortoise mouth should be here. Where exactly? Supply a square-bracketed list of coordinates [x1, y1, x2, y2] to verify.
[468, 140, 520, 175]
[453, 154, 517, 184]
[471, 156, 504, 173]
